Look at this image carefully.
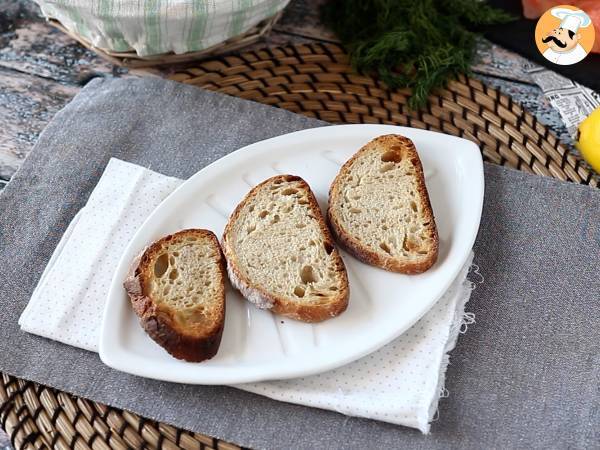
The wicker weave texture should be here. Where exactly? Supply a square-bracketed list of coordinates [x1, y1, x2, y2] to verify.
[0, 374, 242, 449]
[2, 41, 597, 450]
[170, 43, 597, 187]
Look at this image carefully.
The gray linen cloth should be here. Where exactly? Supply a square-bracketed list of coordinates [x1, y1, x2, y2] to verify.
[0, 77, 598, 449]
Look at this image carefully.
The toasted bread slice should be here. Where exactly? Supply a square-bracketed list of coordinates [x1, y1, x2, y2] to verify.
[328, 134, 439, 274]
[123, 229, 226, 362]
[222, 175, 349, 323]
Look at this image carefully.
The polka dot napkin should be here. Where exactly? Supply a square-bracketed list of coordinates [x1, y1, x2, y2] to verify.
[19, 158, 476, 433]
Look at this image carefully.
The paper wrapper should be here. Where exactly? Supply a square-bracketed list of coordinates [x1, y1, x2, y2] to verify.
[524, 63, 600, 138]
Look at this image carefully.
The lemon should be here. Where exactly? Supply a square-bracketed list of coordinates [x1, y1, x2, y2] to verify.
[577, 107, 600, 174]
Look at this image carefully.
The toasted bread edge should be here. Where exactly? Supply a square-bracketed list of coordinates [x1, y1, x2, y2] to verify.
[328, 134, 439, 274]
[123, 229, 226, 362]
[222, 175, 349, 323]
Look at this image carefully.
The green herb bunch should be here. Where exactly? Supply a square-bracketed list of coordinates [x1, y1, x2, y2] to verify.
[322, 0, 513, 108]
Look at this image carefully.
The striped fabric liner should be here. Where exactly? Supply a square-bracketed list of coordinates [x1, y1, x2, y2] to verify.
[34, 0, 290, 56]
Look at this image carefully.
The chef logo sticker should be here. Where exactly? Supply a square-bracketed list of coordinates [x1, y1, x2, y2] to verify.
[535, 5, 595, 65]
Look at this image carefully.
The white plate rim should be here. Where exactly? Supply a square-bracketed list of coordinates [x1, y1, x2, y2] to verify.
[99, 124, 484, 384]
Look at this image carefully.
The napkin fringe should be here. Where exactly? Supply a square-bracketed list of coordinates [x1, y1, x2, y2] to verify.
[423, 258, 480, 434]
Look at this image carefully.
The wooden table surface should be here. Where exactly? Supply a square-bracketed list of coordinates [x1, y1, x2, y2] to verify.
[0, 0, 574, 193]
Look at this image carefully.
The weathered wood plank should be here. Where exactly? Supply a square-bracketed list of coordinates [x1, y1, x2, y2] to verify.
[0, 21, 120, 84]
[0, 66, 78, 180]
[0, 0, 567, 189]
[0, 0, 40, 24]
[274, 0, 336, 42]
[1, 0, 537, 86]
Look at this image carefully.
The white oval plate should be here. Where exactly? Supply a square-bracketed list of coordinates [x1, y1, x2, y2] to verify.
[100, 124, 484, 384]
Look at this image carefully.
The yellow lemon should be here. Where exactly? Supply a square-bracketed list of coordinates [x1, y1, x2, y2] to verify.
[577, 107, 600, 174]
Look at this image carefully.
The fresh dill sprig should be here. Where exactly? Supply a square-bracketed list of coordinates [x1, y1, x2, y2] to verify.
[321, 0, 514, 108]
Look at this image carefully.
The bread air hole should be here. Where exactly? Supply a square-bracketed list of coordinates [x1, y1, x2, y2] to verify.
[154, 254, 169, 277]
[350, 208, 361, 214]
[259, 210, 269, 218]
[403, 236, 419, 251]
[281, 188, 298, 195]
[379, 242, 392, 255]
[294, 286, 305, 297]
[169, 269, 179, 280]
[300, 265, 318, 284]
[271, 214, 280, 224]
[402, 236, 409, 252]
[381, 150, 402, 163]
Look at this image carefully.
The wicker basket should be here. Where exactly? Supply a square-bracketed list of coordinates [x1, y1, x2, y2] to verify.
[48, 12, 283, 68]
[1, 41, 597, 450]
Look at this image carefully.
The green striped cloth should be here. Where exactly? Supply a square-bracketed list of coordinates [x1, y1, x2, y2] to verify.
[35, 0, 289, 56]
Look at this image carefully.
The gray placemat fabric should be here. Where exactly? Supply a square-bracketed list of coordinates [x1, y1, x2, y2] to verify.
[0, 77, 598, 449]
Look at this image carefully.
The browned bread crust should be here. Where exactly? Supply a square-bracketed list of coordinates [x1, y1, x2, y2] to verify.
[328, 134, 439, 274]
[123, 229, 226, 362]
[222, 175, 349, 322]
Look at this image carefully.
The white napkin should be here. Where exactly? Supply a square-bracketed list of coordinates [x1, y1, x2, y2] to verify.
[19, 158, 477, 433]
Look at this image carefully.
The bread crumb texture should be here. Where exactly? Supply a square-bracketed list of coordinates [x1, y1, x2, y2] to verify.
[330, 135, 438, 270]
[227, 176, 343, 306]
[146, 233, 223, 326]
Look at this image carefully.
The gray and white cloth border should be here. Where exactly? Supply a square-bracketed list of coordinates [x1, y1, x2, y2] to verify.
[18, 157, 477, 434]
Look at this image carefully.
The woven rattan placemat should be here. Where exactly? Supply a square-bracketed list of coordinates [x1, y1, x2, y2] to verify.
[1, 42, 596, 450]
[169, 43, 597, 188]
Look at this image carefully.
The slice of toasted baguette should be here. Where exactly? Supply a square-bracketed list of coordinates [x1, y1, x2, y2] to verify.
[222, 175, 349, 323]
[328, 134, 439, 274]
[123, 229, 226, 362]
